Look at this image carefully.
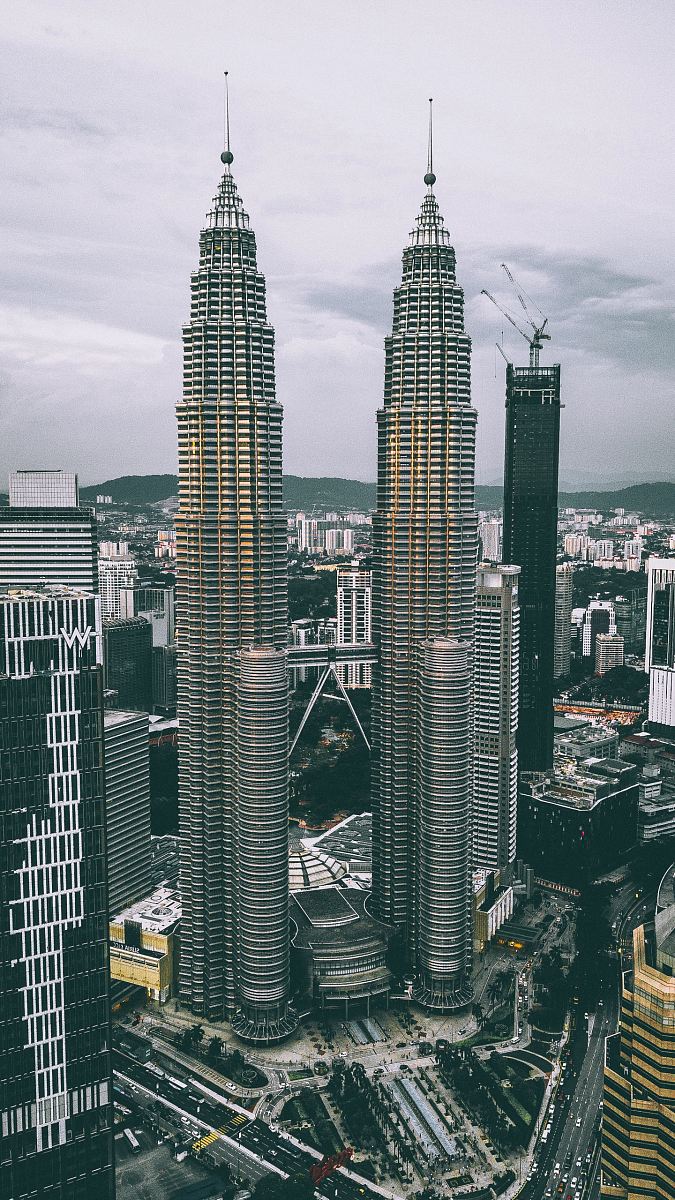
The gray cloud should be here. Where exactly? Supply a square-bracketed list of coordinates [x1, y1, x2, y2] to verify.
[0, 1, 673, 488]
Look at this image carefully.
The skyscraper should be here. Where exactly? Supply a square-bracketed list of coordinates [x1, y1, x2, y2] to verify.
[372, 127, 478, 1009]
[502, 361, 561, 772]
[645, 559, 675, 737]
[473, 564, 520, 872]
[0, 588, 115, 1200]
[0, 469, 97, 592]
[176, 130, 295, 1039]
[554, 562, 574, 679]
[336, 565, 372, 688]
[603, 875, 675, 1199]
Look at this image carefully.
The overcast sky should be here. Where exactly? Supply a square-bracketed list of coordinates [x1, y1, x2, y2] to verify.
[1, 0, 673, 489]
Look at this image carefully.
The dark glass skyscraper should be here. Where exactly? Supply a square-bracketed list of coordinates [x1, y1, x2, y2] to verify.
[502, 363, 561, 773]
[176, 142, 295, 1040]
[372, 160, 478, 1010]
[0, 588, 115, 1200]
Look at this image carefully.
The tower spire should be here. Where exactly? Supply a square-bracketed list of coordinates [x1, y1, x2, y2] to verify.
[424, 97, 436, 189]
[221, 71, 234, 169]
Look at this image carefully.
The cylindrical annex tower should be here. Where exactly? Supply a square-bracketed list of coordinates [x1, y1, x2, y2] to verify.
[415, 639, 473, 1007]
[176, 145, 294, 1038]
[372, 161, 478, 1007]
[232, 646, 296, 1042]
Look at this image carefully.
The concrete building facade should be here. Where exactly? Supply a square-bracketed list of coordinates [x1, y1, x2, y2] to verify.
[473, 564, 520, 872]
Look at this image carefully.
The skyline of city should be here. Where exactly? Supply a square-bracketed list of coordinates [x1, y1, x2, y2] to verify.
[2, 2, 674, 490]
[2, 14, 675, 1200]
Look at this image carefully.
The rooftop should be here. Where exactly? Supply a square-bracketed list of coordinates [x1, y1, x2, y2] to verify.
[290, 886, 390, 953]
[104, 709, 149, 730]
[289, 844, 347, 891]
[308, 811, 373, 871]
[111, 886, 181, 933]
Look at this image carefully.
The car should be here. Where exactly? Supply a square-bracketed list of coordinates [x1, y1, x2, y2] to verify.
[554, 1164, 561, 1174]
[575, 1117, 582, 1126]
[396, 1041, 406, 1048]
[571, 1177, 578, 1187]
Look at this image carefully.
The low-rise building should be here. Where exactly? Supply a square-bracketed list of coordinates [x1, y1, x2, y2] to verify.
[109, 886, 180, 1002]
[518, 758, 638, 889]
[555, 722, 619, 762]
[472, 870, 514, 952]
[290, 887, 390, 1017]
[637, 764, 675, 843]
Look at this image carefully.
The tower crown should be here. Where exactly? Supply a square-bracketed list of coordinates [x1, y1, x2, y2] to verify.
[409, 192, 452, 248]
[207, 171, 250, 231]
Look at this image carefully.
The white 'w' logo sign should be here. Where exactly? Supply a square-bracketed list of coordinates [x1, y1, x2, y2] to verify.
[59, 626, 92, 651]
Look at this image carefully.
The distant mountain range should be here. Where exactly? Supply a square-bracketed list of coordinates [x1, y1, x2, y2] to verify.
[80, 475, 675, 517]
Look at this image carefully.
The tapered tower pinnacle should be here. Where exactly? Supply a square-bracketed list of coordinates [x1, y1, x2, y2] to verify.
[424, 97, 436, 188]
[221, 70, 234, 167]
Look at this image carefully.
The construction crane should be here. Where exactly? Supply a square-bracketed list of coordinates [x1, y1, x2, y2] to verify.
[481, 263, 550, 368]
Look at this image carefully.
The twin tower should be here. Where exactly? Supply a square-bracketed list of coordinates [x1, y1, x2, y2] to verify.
[177, 134, 478, 1040]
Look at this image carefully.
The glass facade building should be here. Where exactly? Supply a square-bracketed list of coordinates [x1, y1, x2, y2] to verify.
[0, 589, 114, 1200]
[502, 363, 561, 773]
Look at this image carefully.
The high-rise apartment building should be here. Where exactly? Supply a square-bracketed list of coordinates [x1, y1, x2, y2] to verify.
[98, 553, 137, 620]
[473, 565, 520, 872]
[337, 566, 372, 688]
[503, 362, 561, 772]
[0, 470, 97, 592]
[582, 599, 616, 658]
[176, 141, 295, 1040]
[104, 709, 152, 914]
[595, 632, 624, 675]
[0, 588, 115, 1200]
[602, 872, 675, 1198]
[296, 514, 319, 554]
[372, 154, 478, 1009]
[554, 562, 574, 679]
[9, 469, 78, 507]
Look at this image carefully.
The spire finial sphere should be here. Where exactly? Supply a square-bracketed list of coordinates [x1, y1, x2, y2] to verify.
[424, 96, 436, 187]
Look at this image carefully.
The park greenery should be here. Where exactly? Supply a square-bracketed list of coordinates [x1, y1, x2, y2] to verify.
[436, 1046, 544, 1151]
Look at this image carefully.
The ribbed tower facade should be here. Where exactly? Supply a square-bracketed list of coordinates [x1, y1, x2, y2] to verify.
[176, 148, 295, 1040]
[372, 170, 478, 1009]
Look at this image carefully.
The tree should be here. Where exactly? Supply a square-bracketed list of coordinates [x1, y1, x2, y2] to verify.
[207, 1035, 224, 1063]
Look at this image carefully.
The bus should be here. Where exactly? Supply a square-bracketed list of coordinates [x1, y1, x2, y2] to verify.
[164, 1075, 188, 1092]
[123, 1128, 141, 1155]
